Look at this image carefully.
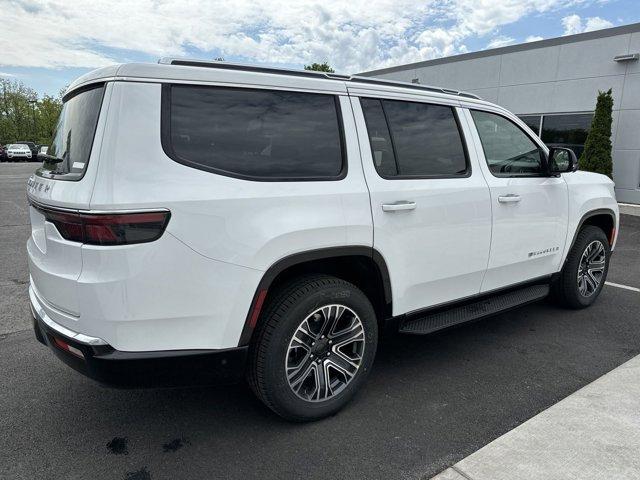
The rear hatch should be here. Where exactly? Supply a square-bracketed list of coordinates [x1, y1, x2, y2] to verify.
[27, 83, 107, 316]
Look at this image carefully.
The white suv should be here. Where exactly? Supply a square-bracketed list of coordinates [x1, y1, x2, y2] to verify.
[7, 143, 33, 161]
[27, 59, 619, 421]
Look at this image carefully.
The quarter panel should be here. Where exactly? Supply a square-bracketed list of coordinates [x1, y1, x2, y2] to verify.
[91, 82, 372, 271]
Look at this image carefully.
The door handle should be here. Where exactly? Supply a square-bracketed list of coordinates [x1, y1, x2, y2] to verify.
[498, 194, 521, 204]
[382, 201, 417, 212]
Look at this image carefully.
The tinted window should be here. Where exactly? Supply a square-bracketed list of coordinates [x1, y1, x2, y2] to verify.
[165, 85, 344, 180]
[360, 98, 398, 176]
[38, 84, 105, 179]
[471, 110, 543, 176]
[384, 100, 468, 176]
[541, 113, 593, 158]
[517, 115, 541, 136]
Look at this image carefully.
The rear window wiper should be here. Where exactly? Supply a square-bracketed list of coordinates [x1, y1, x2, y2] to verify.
[38, 153, 64, 164]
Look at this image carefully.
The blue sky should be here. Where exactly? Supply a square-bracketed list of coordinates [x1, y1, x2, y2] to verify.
[1, 0, 639, 97]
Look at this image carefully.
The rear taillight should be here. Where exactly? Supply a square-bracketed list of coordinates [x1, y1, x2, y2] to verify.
[32, 203, 170, 246]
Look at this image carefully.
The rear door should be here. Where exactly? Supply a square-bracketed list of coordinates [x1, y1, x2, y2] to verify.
[350, 91, 492, 315]
[463, 108, 568, 292]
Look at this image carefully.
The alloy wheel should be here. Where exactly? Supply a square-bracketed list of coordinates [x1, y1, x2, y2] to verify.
[577, 240, 606, 297]
[285, 304, 365, 402]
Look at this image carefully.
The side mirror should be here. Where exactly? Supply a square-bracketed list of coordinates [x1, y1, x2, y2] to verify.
[548, 147, 578, 174]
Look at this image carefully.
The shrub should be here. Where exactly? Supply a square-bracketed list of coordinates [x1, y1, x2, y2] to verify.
[580, 89, 614, 178]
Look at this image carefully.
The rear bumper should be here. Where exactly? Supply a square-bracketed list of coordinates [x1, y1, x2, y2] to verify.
[31, 294, 248, 388]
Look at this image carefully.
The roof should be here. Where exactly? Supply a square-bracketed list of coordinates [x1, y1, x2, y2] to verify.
[65, 58, 483, 103]
[359, 22, 640, 77]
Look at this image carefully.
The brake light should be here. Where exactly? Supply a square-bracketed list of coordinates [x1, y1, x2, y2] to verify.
[33, 204, 170, 245]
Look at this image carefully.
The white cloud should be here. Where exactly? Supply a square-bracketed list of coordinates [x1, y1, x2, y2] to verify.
[585, 16, 615, 31]
[525, 35, 544, 42]
[0, 0, 609, 73]
[487, 36, 516, 49]
[0, 72, 17, 77]
[562, 14, 613, 35]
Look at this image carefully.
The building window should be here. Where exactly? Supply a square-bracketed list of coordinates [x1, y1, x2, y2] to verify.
[517, 115, 542, 136]
[541, 113, 593, 159]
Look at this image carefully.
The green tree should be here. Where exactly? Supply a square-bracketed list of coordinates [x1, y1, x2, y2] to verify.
[580, 89, 614, 178]
[304, 62, 335, 73]
[0, 78, 62, 146]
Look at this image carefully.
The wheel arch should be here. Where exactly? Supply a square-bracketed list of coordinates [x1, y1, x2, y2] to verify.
[563, 208, 617, 270]
[238, 246, 392, 346]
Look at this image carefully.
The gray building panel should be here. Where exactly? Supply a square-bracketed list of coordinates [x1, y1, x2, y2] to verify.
[499, 46, 560, 85]
[550, 76, 625, 113]
[621, 72, 640, 109]
[360, 23, 640, 204]
[556, 35, 630, 79]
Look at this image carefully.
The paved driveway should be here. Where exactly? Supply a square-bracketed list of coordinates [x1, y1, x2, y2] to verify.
[1, 163, 638, 480]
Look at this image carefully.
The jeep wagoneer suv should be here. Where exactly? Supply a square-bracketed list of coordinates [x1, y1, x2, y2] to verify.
[28, 59, 619, 421]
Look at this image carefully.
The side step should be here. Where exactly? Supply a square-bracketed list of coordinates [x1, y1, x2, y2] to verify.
[399, 284, 550, 335]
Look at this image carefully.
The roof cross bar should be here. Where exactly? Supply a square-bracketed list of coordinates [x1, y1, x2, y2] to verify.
[158, 57, 481, 100]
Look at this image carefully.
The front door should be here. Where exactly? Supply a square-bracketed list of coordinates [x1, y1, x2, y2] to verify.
[464, 109, 569, 293]
[350, 94, 492, 315]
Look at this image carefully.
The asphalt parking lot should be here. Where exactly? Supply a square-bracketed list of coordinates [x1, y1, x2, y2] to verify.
[1, 162, 639, 480]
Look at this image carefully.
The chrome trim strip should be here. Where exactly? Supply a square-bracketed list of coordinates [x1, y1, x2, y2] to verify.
[27, 196, 170, 216]
[29, 285, 108, 346]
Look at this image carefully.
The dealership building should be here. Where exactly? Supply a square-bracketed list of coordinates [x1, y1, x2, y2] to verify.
[360, 22, 640, 204]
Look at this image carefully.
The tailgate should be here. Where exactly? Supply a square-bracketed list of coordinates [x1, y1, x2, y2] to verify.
[26, 82, 109, 318]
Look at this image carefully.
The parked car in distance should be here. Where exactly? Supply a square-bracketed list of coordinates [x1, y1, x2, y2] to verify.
[17, 141, 38, 160]
[27, 60, 619, 422]
[38, 145, 49, 156]
[7, 143, 33, 161]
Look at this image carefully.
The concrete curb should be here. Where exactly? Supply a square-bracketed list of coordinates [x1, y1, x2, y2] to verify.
[619, 203, 640, 217]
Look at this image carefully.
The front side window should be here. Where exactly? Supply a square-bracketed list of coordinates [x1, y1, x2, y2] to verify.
[360, 98, 468, 178]
[471, 110, 543, 176]
[164, 85, 344, 180]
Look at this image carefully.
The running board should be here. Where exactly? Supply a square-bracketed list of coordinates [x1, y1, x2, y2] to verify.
[399, 284, 550, 335]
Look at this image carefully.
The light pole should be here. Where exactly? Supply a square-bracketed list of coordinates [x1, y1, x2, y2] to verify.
[28, 99, 37, 142]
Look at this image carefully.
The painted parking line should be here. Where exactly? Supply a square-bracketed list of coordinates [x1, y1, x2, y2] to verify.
[605, 281, 640, 293]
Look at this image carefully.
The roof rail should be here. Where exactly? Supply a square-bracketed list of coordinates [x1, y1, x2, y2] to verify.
[157, 58, 481, 100]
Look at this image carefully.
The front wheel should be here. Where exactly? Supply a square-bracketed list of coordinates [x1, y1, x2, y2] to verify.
[248, 275, 378, 421]
[552, 225, 610, 308]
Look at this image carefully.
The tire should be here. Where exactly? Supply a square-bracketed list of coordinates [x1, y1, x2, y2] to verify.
[552, 225, 610, 309]
[248, 274, 378, 422]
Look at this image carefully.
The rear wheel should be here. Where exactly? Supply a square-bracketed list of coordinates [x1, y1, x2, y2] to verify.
[248, 275, 378, 421]
[552, 225, 610, 308]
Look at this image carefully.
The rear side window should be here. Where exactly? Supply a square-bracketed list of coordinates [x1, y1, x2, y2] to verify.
[162, 85, 345, 180]
[360, 97, 469, 178]
[38, 83, 105, 180]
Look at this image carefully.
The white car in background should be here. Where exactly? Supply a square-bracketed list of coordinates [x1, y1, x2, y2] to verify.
[6, 144, 32, 161]
[27, 60, 619, 422]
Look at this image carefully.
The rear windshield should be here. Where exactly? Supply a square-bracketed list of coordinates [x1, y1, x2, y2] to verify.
[37, 83, 105, 180]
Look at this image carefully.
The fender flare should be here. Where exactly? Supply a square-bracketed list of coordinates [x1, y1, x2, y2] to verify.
[562, 208, 617, 268]
[237, 246, 391, 346]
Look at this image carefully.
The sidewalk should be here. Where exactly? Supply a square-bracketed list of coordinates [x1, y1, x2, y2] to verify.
[432, 353, 640, 480]
[619, 203, 640, 217]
